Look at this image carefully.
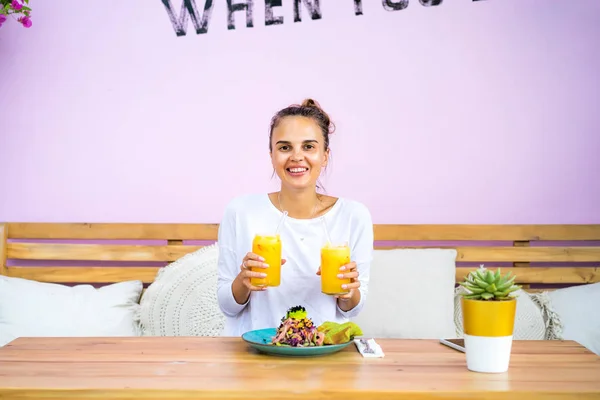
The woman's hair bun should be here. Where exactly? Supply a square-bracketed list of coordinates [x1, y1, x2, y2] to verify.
[301, 98, 319, 109]
[299, 98, 334, 135]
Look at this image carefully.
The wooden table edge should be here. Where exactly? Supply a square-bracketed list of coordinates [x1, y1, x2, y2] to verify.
[1, 388, 600, 400]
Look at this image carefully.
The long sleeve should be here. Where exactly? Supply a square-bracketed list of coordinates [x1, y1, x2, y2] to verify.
[216, 201, 249, 317]
[337, 202, 374, 319]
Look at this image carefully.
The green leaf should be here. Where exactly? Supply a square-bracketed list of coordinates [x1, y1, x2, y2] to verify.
[496, 277, 507, 288]
[474, 277, 489, 289]
[497, 276, 516, 291]
[485, 269, 494, 284]
[465, 286, 485, 294]
[481, 292, 494, 300]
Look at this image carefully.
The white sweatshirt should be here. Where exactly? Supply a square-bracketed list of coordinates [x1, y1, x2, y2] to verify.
[216, 193, 374, 336]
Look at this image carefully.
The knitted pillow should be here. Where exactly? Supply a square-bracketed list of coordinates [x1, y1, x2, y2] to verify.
[454, 286, 547, 340]
[137, 243, 225, 336]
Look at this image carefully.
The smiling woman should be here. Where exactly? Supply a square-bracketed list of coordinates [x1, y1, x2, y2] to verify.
[216, 98, 374, 337]
[269, 98, 334, 200]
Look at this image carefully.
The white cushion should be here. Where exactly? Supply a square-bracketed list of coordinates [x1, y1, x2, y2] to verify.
[351, 248, 457, 339]
[0, 276, 143, 346]
[454, 286, 546, 340]
[536, 283, 600, 355]
[138, 243, 225, 336]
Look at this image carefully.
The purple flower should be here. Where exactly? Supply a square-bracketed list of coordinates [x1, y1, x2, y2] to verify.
[11, 0, 23, 11]
[20, 16, 32, 28]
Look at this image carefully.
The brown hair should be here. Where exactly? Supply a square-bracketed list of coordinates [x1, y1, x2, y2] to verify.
[268, 98, 335, 152]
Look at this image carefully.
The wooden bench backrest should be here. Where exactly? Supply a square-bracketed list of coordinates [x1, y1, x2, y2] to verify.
[1, 223, 599, 289]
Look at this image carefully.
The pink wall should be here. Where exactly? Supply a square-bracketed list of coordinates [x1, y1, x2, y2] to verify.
[1, 0, 599, 224]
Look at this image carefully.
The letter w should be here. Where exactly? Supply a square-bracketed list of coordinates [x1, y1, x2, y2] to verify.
[161, 0, 214, 37]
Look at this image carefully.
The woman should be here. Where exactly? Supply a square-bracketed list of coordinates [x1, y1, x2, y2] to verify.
[216, 98, 374, 337]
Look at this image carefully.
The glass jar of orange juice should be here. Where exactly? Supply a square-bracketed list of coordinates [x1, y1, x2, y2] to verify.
[250, 234, 282, 287]
[320, 243, 351, 295]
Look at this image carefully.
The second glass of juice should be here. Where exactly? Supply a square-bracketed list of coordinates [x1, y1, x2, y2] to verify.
[320, 243, 351, 295]
[250, 234, 282, 287]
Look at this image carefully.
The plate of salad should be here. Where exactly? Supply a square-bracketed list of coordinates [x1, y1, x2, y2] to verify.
[241, 306, 362, 357]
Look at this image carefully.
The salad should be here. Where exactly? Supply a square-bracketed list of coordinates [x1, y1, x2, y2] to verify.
[270, 305, 364, 347]
[271, 306, 325, 347]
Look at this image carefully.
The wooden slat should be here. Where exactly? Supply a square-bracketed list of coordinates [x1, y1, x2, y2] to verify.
[7, 243, 600, 262]
[513, 240, 531, 289]
[5, 266, 161, 284]
[375, 246, 600, 262]
[456, 267, 600, 284]
[7, 266, 599, 285]
[6, 223, 219, 240]
[7, 223, 600, 241]
[373, 224, 600, 241]
[7, 243, 201, 262]
[0, 224, 7, 276]
[526, 288, 559, 293]
[455, 246, 600, 262]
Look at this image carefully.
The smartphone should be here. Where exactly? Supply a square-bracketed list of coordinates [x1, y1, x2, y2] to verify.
[439, 338, 466, 353]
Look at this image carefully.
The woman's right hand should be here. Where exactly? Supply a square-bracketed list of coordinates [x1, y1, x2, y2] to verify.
[232, 253, 286, 304]
[239, 252, 270, 291]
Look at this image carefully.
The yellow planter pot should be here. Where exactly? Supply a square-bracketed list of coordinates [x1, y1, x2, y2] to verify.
[461, 297, 517, 373]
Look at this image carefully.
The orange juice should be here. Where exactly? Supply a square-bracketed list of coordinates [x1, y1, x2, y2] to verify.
[320, 243, 351, 295]
[250, 234, 282, 287]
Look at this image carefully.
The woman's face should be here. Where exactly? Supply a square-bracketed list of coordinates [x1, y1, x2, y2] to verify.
[270, 116, 329, 192]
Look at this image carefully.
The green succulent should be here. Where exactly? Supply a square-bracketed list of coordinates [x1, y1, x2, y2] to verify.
[460, 265, 521, 301]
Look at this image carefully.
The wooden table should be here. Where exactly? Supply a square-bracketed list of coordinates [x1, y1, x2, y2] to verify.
[0, 337, 599, 399]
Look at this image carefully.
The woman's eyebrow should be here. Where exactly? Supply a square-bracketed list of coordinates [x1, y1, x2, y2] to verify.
[275, 139, 319, 145]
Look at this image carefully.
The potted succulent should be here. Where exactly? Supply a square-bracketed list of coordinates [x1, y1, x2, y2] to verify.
[459, 265, 520, 373]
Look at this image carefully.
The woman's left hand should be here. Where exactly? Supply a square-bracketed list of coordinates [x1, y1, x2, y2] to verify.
[335, 261, 360, 301]
[316, 261, 360, 300]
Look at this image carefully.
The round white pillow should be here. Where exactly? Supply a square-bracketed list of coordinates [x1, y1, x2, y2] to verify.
[454, 286, 547, 340]
[137, 243, 225, 336]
